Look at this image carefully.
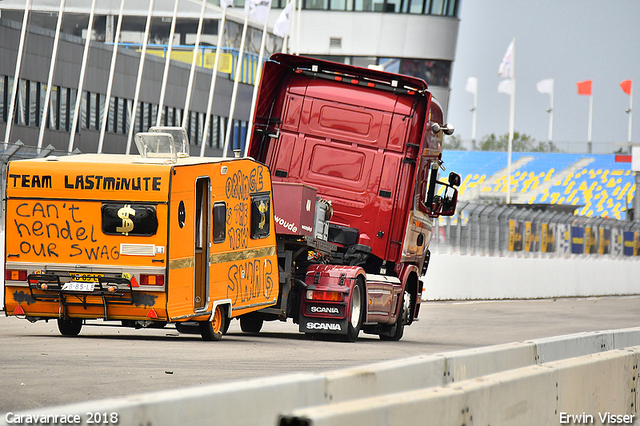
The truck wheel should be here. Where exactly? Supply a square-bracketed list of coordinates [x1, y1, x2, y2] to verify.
[199, 305, 226, 341]
[240, 317, 264, 333]
[57, 318, 83, 336]
[380, 291, 411, 341]
[346, 279, 364, 342]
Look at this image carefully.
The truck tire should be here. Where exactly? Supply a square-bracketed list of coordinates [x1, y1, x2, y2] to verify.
[199, 305, 226, 341]
[379, 291, 411, 341]
[57, 318, 82, 336]
[346, 278, 365, 342]
[240, 317, 264, 333]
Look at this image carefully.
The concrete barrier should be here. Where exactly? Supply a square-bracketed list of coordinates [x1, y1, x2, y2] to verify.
[3, 328, 640, 426]
[531, 331, 615, 364]
[531, 328, 640, 363]
[612, 326, 640, 349]
[423, 253, 640, 300]
[1, 373, 327, 426]
[280, 348, 639, 426]
[442, 341, 536, 383]
[322, 355, 446, 403]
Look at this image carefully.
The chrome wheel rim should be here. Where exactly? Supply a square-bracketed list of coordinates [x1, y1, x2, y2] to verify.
[350, 285, 362, 328]
[401, 291, 412, 324]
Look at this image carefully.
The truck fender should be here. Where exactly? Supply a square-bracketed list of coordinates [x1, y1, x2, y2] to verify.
[302, 264, 367, 322]
[397, 264, 421, 323]
[304, 264, 366, 293]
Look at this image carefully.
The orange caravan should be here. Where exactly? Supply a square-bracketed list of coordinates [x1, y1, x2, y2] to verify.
[4, 128, 278, 340]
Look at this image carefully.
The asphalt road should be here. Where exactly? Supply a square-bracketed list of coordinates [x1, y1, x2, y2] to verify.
[1, 295, 640, 412]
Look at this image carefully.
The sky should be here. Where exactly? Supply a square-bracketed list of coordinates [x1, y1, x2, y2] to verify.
[446, 0, 640, 154]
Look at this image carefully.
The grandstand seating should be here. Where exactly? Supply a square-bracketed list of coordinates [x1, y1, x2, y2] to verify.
[443, 151, 635, 220]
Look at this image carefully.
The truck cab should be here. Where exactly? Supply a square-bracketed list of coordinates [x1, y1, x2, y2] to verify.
[244, 54, 459, 341]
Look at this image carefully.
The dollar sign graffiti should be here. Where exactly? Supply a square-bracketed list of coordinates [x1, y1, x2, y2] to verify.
[116, 205, 136, 235]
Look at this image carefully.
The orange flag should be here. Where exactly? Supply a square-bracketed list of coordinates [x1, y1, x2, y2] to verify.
[620, 80, 632, 95]
[577, 80, 592, 96]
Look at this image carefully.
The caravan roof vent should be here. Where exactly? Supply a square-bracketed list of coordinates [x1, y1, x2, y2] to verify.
[150, 126, 190, 158]
[134, 132, 178, 164]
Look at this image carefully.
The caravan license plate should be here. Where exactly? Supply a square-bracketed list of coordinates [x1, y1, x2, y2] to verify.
[70, 273, 103, 283]
[62, 282, 95, 292]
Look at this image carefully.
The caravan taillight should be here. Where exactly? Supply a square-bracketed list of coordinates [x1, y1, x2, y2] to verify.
[140, 274, 165, 286]
[5, 270, 27, 281]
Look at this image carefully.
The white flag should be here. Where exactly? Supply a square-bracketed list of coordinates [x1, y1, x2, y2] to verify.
[465, 77, 478, 95]
[221, 0, 234, 9]
[498, 79, 511, 95]
[498, 40, 514, 78]
[536, 78, 554, 95]
[273, 2, 292, 38]
[245, 0, 272, 24]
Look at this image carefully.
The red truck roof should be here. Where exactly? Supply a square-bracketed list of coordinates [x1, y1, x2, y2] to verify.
[268, 53, 429, 92]
[248, 54, 442, 264]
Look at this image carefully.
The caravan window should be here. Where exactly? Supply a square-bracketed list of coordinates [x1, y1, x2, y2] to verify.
[250, 193, 271, 239]
[101, 204, 158, 236]
[213, 202, 227, 243]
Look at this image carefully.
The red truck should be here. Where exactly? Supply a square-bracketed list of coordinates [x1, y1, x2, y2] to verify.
[241, 54, 460, 341]
[3, 54, 458, 343]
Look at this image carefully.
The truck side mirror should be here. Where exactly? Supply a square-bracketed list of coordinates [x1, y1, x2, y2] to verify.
[421, 164, 460, 218]
[439, 184, 458, 216]
[424, 180, 458, 217]
[448, 172, 461, 187]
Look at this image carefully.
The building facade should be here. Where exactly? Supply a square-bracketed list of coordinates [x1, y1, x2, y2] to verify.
[277, 0, 460, 114]
[0, 0, 460, 155]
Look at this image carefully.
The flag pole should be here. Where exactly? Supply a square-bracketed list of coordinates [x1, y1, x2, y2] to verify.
[125, 0, 156, 155]
[587, 92, 593, 154]
[40, 0, 66, 154]
[182, 0, 209, 131]
[287, 0, 295, 54]
[465, 77, 478, 150]
[628, 83, 633, 150]
[200, 5, 228, 157]
[471, 81, 477, 150]
[97, 0, 126, 154]
[577, 80, 593, 154]
[295, 0, 301, 55]
[4, 0, 31, 149]
[156, 0, 180, 127]
[67, 0, 96, 154]
[506, 38, 515, 204]
[548, 80, 554, 148]
[244, 16, 270, 157]
[222, 13, 249, 158]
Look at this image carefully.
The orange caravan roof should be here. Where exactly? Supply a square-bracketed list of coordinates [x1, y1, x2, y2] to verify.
[5, 154, 231, 202]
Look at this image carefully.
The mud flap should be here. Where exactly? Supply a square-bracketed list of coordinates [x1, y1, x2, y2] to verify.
[299, 316, 348, 335]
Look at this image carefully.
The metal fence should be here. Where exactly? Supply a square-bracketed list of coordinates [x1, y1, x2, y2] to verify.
[1, 141, 65, 230]
[3, 146, 640, 260]
[432, 202, 640, 259]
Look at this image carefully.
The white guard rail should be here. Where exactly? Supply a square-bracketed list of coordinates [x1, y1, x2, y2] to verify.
[2, 327, 640, 426]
